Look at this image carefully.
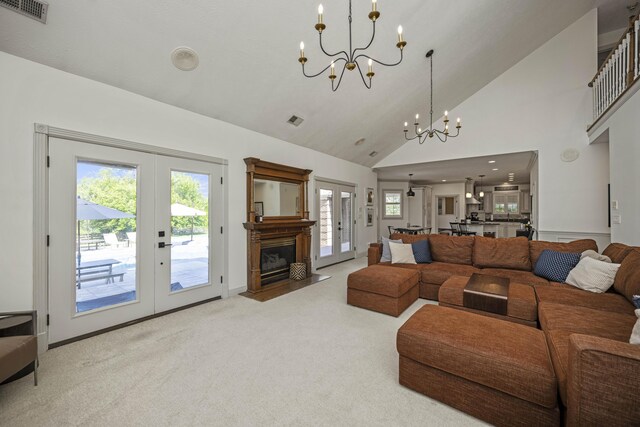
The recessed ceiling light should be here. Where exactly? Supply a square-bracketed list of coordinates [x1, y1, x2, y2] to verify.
[492, 168, 499, 171]
[488, 160, 496, 164]
[355, 138, 366, 146]
[442, 179, 447, 182]
[171, 47, 199, 71]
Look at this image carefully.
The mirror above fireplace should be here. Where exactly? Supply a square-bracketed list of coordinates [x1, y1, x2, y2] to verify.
[254, 178, 299, 217]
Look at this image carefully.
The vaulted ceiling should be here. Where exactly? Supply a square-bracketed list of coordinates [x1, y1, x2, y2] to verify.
[0, 0, 627, 167]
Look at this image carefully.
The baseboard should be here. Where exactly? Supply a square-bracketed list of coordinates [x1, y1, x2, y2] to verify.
[228, 286, 246, 296]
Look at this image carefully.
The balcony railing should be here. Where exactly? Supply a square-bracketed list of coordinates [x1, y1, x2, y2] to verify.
[589, 14, 639, 125]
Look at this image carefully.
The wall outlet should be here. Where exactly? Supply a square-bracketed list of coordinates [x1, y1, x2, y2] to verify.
[612, 214, 622, 225]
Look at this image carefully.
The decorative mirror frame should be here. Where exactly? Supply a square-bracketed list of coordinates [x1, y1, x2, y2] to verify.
[244, 158, 312, 222]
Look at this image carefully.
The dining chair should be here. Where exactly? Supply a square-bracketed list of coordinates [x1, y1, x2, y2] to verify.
[458, 223, 477, 236]
[449, 222, 461, 236]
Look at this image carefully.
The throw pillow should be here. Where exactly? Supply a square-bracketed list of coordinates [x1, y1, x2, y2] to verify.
[565, 256, 621, 293]
[533, 249, 581, 283]
[631, 309, 640, 345]
[581, 249, 612, 263]
[389, 242, 417, 264]
[380, 237, 402, 262]
[633, 295, 640, 309]
[412, 239, 432, 264]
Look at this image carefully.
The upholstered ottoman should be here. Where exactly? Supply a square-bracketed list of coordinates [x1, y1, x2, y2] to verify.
[397, 305, 559, 427]
[439, 275, 538, 327]
[347, 265, 419, 317]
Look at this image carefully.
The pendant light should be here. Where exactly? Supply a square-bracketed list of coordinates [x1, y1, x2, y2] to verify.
[465, 177, 472, 199]
[407, 174, 415, 198]
[478, 174, 485, 198]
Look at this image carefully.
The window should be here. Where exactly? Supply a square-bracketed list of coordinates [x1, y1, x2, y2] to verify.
[383, 190, 402, 219]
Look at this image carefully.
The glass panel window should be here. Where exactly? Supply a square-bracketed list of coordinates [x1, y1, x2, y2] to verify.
[383, 190, 402, 218]
[340, 192, 352, 253]
[319, 189, 334, 257]
[76, 161, 137, 313]
[170, 171, 210, 290]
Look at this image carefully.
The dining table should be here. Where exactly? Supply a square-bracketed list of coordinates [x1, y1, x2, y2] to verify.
[394, 226, 429, 235]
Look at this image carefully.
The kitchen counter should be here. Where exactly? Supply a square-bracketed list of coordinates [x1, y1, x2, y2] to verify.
[465, 221, 523, 238]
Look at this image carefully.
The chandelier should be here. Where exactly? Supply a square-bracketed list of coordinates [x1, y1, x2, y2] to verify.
[404, 50, 462, 143]
[298, 0, 407, 91]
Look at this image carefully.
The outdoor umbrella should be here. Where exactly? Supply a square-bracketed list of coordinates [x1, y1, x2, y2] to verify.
[77, 197, 135, 265]
[171, 203, 206, 241]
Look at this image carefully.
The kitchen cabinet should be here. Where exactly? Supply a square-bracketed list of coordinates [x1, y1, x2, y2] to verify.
[520, 191, 531, 213]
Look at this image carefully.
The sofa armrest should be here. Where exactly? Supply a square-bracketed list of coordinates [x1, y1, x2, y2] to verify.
[368, 243, 383, 266]
[566, 334, 640, 426]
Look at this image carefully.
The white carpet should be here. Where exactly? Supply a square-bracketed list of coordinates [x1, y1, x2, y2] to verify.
[0, 258, 485, 426]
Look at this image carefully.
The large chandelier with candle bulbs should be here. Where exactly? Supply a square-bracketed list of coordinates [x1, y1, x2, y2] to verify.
[404, 50, 462, 143]
[298, 0, 407, 91]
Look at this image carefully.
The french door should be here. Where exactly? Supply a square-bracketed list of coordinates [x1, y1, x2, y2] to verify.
[316, 181, 355, 268]
[48, 138, 224, 344]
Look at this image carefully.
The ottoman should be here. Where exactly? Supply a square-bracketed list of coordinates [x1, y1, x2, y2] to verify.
[439, 275, 538, 327]
[397, 305, 559, 427]
[347, 265, 419, 317]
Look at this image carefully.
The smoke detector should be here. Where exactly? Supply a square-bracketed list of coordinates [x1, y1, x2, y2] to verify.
[171, 47, 199, 71]
[287, 115, 304, 127]
[0, 0, 48, 23]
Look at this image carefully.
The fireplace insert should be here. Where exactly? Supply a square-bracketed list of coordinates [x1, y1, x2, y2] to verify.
[260, 237, 296, 285]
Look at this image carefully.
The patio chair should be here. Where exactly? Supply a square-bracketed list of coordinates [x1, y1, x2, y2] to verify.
[103, 233, 128, 248]
[126, 232, 137, 245]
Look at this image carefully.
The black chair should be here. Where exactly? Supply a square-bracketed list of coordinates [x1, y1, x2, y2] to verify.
[516, 228, 535, 240]
[449, 222, 461, 236]
[388, 226, 397, 236]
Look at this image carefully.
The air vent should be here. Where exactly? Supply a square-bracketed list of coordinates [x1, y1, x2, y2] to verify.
[0, 0, 48, 23]
[369, 151, 378, 157]
[494, 185, 519, 192]
[287, 115, 304, 127]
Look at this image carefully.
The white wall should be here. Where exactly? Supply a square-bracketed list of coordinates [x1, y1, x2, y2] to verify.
[375, 10, 610, 242]
[590, 88, 640, 245]
[0, 51, 378, 310]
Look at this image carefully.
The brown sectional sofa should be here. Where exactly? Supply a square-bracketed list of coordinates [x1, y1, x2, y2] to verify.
[374, 235, 640, 425]
[368, 234, 596, 300]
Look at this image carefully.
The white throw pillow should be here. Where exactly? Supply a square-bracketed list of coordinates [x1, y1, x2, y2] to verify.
[581, 249, 611, 263]
[631, 310, 640, 345]
[389, 242, 416, 264]
[565, 256, 621, 293]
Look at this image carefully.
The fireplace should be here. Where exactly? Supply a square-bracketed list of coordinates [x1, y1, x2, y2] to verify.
[260, 237, 296, 285]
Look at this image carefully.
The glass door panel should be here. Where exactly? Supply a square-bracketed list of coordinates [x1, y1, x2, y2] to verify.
[76, 161, 138, 313]
[319, 188, 334, 258]
[340, 191, 353, 254]
[170, 171, 210, 291]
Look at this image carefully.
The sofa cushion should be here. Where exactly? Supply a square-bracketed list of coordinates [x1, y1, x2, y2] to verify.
[529, 239, 597, 267]
[479, 268, 549, 286]
[397, 305, 558, 408]
[602, 243, 635, 264]
[390, 233, 430, 245]
[538, 302, 636, 340]
[534, 285, 635, 315]
[389, 242, 417, 264]
[380, 237, 402, 262]
[545, 329, 572, 405]
[533, 249, 581, 283]
[419, 262, 481, 285]
[427, 234, 475, 265]
[347, 265, 419, 298]
[411, 239, 432, 263]
[613, 249, 640, 304]
[565, 257, 621, 294]
[472, 236, 532, 271]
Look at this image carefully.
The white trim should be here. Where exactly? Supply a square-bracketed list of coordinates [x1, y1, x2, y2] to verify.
[36, 124, 228, 165]
[314, 176, 356, 187]
[588, 78, 640, 141]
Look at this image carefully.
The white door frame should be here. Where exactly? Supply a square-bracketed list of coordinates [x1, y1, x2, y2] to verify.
[33, 124, 228, 352]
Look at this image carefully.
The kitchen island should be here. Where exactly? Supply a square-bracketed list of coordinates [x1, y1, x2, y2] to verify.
[466, 221, 525, 238]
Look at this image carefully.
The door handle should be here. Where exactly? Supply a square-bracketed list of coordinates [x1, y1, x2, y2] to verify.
[158, 242, 173, 248]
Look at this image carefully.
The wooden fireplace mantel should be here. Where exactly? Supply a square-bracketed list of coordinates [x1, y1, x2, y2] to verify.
[244, 158, 314, 293]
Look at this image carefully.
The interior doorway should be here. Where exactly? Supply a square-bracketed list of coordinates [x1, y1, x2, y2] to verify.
[437, 195, 459, 230]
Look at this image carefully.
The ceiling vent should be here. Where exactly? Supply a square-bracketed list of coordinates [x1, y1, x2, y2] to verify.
[369, 151, 378, 157]
[0, 0, 48, 24]
[287, 115, 304, 127]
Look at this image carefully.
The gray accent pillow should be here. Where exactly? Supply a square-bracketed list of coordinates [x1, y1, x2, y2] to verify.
[381, 237, 402, 262]
[581, 249, 612, 263]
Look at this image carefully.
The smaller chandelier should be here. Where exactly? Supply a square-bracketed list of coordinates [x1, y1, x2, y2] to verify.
[404, 50, 462, 143]
[298, 0, 406, 92]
